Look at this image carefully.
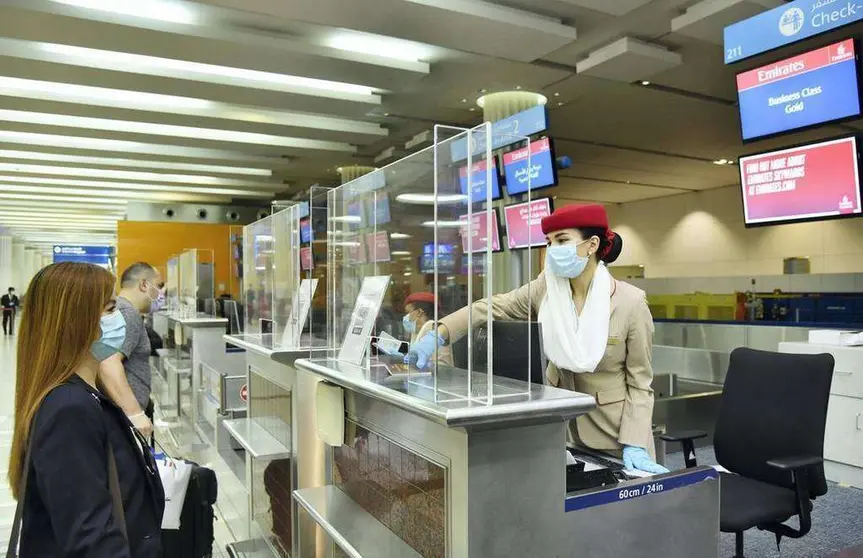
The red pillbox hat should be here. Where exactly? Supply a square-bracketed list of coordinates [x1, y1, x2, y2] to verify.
[406, 292, 436, 305]
[541, 204, 609, 235]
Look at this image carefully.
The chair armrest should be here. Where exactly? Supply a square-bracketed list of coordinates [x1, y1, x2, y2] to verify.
[659, 430, 708, 443]
[766, 455, 823, 471]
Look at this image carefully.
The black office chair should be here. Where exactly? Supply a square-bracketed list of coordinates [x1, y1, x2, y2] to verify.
[662, 347, 834, 558]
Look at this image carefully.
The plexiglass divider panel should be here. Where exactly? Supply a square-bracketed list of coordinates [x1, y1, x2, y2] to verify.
[177, 248, 216, 317]
[272, 204, 304, 350]
[324, 123, 534, 405]
[244, 215, 276, 345]
[307, 186, 330, 351]
[166, 256, 179, 313]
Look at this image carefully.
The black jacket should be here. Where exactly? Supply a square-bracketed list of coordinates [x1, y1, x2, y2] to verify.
[20, 376, 165, 557]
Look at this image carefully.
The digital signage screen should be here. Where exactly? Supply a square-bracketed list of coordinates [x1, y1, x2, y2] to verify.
[366, 231, 391, 263]
[300, 218, 312, 244]
[737, 39, 861, 141]
[420, 243, 455, 274]
[503, 198, 554, 250]
[503, 137, 558, 195]
[300, 246, 314, 271]
[458, 158, 502, 203]
[373, 195, 391, 225]
[459, 209, 502, 253]
[740, 135, 861, 227]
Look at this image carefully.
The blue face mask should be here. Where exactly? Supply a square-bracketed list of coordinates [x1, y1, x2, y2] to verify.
[546, 242, 590, 278]
[402, 313, 416, 334]
[91, 310, 126, 362]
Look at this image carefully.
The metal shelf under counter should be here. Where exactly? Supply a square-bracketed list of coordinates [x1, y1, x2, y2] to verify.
[223, 418, 291, 461]
[294, 485, 421, 558]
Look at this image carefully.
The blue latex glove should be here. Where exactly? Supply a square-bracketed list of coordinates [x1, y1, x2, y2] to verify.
[623, 446, 670, 474]
[404, 332, 445, 369]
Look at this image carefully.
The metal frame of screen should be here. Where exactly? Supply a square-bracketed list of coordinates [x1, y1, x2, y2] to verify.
[502, 136, 559, 196]
[739, 132, 862, 228]
[736, 37, 863, 144]
[503, 197, 555, 251]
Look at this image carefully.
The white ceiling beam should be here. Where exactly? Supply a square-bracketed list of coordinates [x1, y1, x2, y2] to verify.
[403, 0, 576, 38]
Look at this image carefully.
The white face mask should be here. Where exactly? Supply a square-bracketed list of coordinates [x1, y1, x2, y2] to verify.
[545, 239, 590, 278]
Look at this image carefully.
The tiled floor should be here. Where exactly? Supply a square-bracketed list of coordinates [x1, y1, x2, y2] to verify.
[0, 334, 250, 556]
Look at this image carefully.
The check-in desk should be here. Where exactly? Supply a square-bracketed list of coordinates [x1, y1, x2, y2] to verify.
[291, 359, 720, 558]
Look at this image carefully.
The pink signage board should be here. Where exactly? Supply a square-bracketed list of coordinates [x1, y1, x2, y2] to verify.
[459, 209, 501, 253]
[300, 246, 313, 271]
[503, 198, 553, 249]
[366, 231, 391, 263]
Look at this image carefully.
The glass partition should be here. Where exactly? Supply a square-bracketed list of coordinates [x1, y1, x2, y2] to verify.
[166, 256, 179, 313]
[323, 123, 538, 405]
[178, 248, 216, 317]
[306, 185, 330, 350]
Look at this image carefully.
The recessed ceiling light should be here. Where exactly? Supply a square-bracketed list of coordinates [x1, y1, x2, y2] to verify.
[0, 109, 356, 152]
[480, 88, 487, 93]
[554, 92, 560, 97]
[469, 108, 476, 112]
[0, 184, 231, 203]
[641, 80, 651, 86]
[515, 85, 522, 90]
[0, 175, 273, 197]
[390, 233, 412, 239]
[383, 112, 390, 116]
[713, 159, 728, 165]
[461, 98, 468, 103]
[324, 34, 431, 65]
[557, 102, 563, 106]
[0, 163, 278, 187]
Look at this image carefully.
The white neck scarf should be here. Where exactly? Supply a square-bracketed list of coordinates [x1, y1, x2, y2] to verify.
[538, 263, 612, 373]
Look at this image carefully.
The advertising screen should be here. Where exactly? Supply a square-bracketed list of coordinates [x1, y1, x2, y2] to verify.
[366, 231, 391, 263]
[503, 198, 554, 249]
[459, 209, 502, 253]
[740, 136, 861, 226]
[503, 137, 558, 195]
[300, 218, 312, 244]
[458, 158, 502, 203]
[737, 39, 860, 141]
[300, 246, 314, 271]
[420, 243, 455, 274]
[373, 195, 391, 225]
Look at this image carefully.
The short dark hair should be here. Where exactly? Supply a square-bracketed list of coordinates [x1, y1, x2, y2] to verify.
[408, 301, 435, 319]
[8, 287, 13, 292]
[120, 262, 157, 287]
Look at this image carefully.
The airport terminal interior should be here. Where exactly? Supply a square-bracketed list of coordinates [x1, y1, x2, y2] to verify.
[3, 0, 863, 556]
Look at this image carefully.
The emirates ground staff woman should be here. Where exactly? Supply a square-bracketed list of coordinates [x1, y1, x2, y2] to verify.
[408, 204, 667, 474]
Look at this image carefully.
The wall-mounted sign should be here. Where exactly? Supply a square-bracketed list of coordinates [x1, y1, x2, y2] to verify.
[53, 245, 112, 265]
[458, 158, 502, 203]
[503, 198, 554, 249]
[503, 137, 559, 195]
[736, 39, 861, 141]
[724, 0, 863, 64]
[450, 105, 549, 162]
[459, 209, 502, 253]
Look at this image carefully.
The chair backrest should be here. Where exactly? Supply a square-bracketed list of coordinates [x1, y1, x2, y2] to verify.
[714, 347, 834, 498]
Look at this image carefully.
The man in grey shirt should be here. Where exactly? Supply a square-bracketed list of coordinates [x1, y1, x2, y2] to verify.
[100, 262, 165, 439]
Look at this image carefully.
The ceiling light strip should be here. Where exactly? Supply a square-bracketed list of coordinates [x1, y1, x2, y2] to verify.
[0, 163, 282, 187]
[0, 109, 357, 152]
[0, 175, 275, 197]
[0, 184, 231, 203]
[0, 130, 293, 162]
[0, 38, 381, 104]
[0, 77, 388, 137]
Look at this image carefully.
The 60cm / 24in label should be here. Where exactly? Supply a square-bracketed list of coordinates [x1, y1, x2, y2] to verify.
[618, 482, 665, 500]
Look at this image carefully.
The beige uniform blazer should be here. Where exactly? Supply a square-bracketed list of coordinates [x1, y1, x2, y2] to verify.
[439, 273, 656, 455]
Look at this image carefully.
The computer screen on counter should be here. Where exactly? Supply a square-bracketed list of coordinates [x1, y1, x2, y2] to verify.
[740, 135, 861, 227]
[503, 137, 558, 195]
[736, 39, 861, 142]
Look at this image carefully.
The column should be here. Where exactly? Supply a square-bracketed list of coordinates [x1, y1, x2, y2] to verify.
[337, 165, 377, 184]
[0, 236, 11, 293]
[11, 242, 25, 292]
[476, 91, 548, 294]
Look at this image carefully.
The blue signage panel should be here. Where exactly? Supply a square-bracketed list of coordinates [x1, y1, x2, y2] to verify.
[724, 0, 863, 64]
[564, 468, 719, 512]
[300, 218, 312, 243]
[737, 39, 861, 140]
[458, 158, 502, 203]
[53, 245, 112, 264]
[450, 105, 549, 162]
[503, 137, 558, 195]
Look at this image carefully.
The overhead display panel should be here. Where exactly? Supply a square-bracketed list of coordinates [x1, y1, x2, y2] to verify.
[450, 105, 548, 162]
[737, 39, 861, 141]
[724, 0, 863, 64]
[458, 158, 502, 203]
[503, 137, 558, 195]
[740, 136, 861, 226]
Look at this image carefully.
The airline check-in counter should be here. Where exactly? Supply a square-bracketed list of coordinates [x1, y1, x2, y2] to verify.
[278, 126, 720, 558]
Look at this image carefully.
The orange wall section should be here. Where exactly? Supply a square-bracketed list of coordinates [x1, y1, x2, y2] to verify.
[117, 221, 236, 297]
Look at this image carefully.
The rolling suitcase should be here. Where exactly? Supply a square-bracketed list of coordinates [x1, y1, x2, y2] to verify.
[161, 463, 218, 558]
